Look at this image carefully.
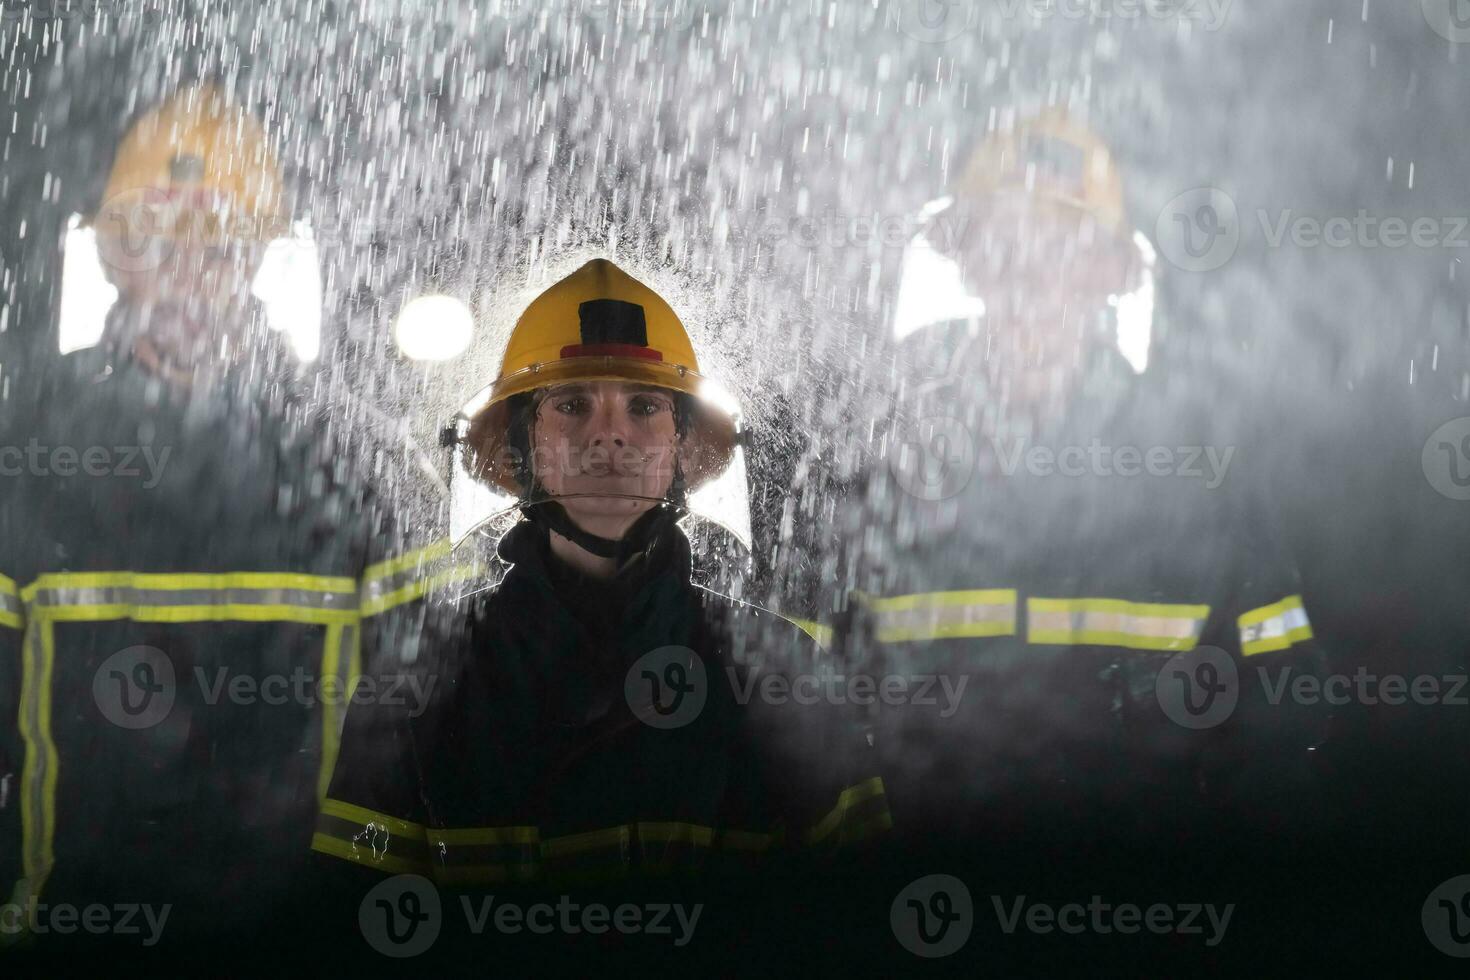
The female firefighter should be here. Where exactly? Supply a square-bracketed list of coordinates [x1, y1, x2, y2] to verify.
[310, 260, 889, 909]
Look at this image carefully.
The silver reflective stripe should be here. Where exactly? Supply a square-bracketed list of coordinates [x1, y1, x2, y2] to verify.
[0, 589, 22, 624]
[26, 585, 355, 610]
[360, 564, 434, 605]
[1028, 609, 1201, 643]
[1240, 605, 1310, 645]
[875, 603, 1014, 635]
[361, 546, 485, 615]
[866, 590, 1018, 642]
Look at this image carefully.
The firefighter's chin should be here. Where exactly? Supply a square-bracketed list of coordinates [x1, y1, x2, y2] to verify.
[553, 480, 665, 541]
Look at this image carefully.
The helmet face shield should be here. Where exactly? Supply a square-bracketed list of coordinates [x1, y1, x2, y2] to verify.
[447, 258, 750, 552]
[463, 356, 740, 498]
[449, 363, 749, 550]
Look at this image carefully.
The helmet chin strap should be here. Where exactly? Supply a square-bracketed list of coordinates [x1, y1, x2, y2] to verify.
[520, 495, 687, 565]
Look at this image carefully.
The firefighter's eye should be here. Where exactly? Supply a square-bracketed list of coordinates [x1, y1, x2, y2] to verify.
[552, 396, 590, 416]
[628, 395, 670, 418]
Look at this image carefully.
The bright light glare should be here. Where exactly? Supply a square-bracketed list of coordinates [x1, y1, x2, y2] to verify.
[254, 222, 323, 361]
[57, 217, 119, 354]
[1113, 231, 1157, 375]
[687, 444, 753, 550]
[395, 294, 475, 361]
[892, 207, 987, 342]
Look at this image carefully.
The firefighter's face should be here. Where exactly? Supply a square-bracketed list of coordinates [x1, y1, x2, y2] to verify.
[530, 381, 681, 536]
[95, 193, 264, 323]
[954, 195, 1139, 315]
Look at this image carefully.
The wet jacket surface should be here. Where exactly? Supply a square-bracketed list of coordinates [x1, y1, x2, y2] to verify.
[0, 337, 405, 941]
[831, 353, 1331, 851]
[313, 518, 890, 893]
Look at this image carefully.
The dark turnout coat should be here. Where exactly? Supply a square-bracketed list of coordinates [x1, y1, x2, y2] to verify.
[0, 334, 415, 945]
[312, 519, 890, 893]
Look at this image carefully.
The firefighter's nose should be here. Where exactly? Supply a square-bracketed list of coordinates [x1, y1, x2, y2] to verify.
[590, 431, 627, 449]
[588, 400, 628, 448]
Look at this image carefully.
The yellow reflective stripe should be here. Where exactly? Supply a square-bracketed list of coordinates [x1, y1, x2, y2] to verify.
[0, 573, 21, 629]
[20, 571, 357, 595]
[1027, 597, 1210, 651]
[20, 571, 359, 625]
[430, 825, 540, 847]
[2, 878, 36, 942]
[360, 538, 485, 617]
[861, 590, 1017, 642]
[784, 616, 834, 649]
[362, 539, 453, 587]
[543, 825, 630, 860]
[806, 776, 890, 845]
[360, 564, 483, 617]
[18, 619, 58, 908]
[1238, 594, 1313, 656]
[33, 604, 356, 625]
[316, 622, 360, 805]
[318, 797, 427, 840]
[719, 828, 779, 851]
[309, 833, 429, 876]
[331, 820, 789, 884]
[638, 821, 716, 847]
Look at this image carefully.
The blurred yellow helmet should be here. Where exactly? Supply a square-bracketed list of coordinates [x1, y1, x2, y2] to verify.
[465, 259, 740, 496]
[95, 84, 285, 249]
[957, 109, 1127, 236]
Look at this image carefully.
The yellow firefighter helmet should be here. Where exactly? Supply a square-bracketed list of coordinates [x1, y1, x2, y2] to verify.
[464, 259, 740, 497]
[95, 84, 285, 248]
[956, 109, 1127, 236]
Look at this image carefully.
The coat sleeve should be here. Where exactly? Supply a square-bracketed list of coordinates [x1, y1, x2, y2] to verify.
[732, 607, 893, 863]
[1199, 488, 1332, 827]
